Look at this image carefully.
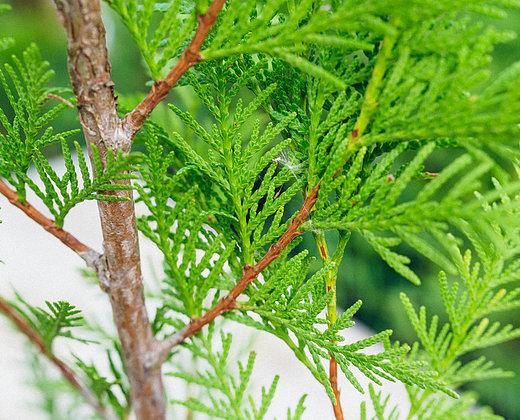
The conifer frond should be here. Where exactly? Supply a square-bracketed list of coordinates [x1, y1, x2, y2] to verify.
[399, 229, 520, 417]
[29, 141, 136, 227]
[227, 250, 451, 403]
[287, 395, 307, 420]
[360, 384, 399, 420]
[352, 12, 520, 154]
[0, 44, 76, 198]
[74, 348, 131, 419]
[136, 125, 236, 317]
[309, 145, 520, 284]
[0, 45, 134, 226]
[105, 0, 197, 79]
[168, 324, 282, 419]
[5, 1, 520, 418]
[201, 0, 391, 89]
[409, 391, 503, 420]
[9, 293, 85, 350]
[164, 66, 303, 263]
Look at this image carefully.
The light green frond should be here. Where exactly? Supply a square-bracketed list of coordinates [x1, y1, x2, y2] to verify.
[168, 325, 284, 419]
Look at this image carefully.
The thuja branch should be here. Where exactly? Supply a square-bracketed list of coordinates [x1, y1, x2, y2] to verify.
[154, 184, 321, 365]
[346, 28, 397, 150]
[315, 232, 349, 420]
[0, 296, 113, 420]
[123, 0, 227, 138]
[0, 180, 104, 273]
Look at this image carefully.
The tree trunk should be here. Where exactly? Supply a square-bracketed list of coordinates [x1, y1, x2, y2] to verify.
[51, 1, 166, 418]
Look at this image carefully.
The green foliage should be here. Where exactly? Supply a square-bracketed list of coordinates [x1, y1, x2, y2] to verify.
[163, 60, 305, 264]
[361, 209, 520, 418]
[136, 125, 236, 317]
[4, 1, 520, 419]
[9, 293, 85, 350]
[74, 347, 131, 419]
[168, 324, 280, 419]
[360, 384, 399, 420]
[0, 44, 77, 194]
[33, 140, 136, 227]
[397, 226, 520, 417]
[105, 0, 197, 79]
[29, 355, 87, 419]
[309, 144, 520, 285]
[227, 249, 452, 402]
[0, 44, 136, 226]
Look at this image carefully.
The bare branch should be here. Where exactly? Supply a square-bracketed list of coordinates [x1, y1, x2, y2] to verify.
[0, 295, 114, 420]
[154, 184, 321, 365]
[122, 0, 227, 138]
[0, 179, 104, 273]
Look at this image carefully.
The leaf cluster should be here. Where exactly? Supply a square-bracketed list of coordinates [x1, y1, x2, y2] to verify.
[168, 323, 287, 419]
[0, 45, 136, 226]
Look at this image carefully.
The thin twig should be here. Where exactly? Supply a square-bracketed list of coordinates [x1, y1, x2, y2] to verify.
[316, 233, 345, 420]
[123, 0, 227, 138]
[0, 179, 104, 272]
[0, 295, 113, 420]
[154, 184, 321, 365]
[47, 93, 75, 109]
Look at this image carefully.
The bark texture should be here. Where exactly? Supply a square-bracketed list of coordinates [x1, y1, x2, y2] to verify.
[51, 1, 165, 418]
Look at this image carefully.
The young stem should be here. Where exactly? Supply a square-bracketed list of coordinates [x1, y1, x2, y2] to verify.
[346, 26, 398, 151]
[315, 232, 349, 420]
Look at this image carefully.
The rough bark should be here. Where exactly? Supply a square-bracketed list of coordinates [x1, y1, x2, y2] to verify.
[51, 1, 165, 418]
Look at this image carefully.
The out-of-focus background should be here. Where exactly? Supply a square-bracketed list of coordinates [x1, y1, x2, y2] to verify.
[1, 1, 520, 418]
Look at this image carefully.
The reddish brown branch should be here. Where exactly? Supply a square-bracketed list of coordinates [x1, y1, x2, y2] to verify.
[330, 357, 344, 419]
[155, 184, 321, 364]
[0, 179, 103, 270]
[0, 296, 113, 420]
[123, 0, 227, 138]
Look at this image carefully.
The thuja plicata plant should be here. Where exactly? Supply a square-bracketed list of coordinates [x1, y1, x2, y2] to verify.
[1, 0, 520, 418]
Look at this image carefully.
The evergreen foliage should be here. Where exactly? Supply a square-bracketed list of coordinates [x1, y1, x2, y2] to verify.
[9, 293, 85, 350]
[362, 208, 520, 418]
[1, 0, 520, 419]
[0, 45, 134, 226]
[168, 324, 282, 419]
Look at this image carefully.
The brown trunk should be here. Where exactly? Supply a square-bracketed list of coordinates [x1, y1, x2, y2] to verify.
[51, 1, 166, 418]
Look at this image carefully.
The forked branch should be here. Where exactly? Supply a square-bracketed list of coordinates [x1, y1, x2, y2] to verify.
[0, 296, 113, 420]
[51, 1, 229, 418]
